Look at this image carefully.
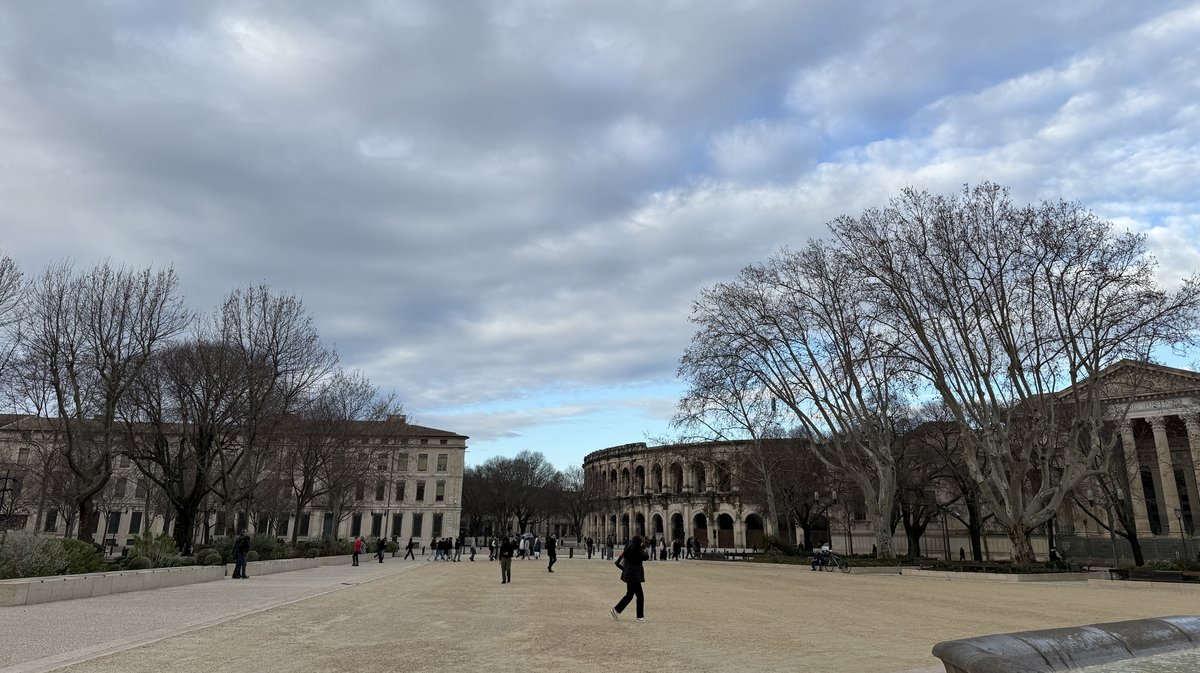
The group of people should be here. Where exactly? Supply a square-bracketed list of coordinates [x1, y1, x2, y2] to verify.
[492, 533, 559, 582]
[351, 536, 387, 566]
[582, 535, 703, 561]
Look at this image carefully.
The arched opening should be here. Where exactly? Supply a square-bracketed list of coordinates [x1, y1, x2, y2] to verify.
[743, 513, 763, 549]
[652, 513, 664, 539]
[716, 461, 732, 492]
[635, 465, 646, 495]
[670, 463, 684, 494]
[671, 513, 685, 543]
[693, 513, 709, 548]
[620, 513, 631, 543]
[621, 468, 631, 496]
[608, 469, 617, 497]
[652, 464, 663, 493]
[635, 513, 646, 538]
[608, 515, 618, 543]
[692, 463, 707, 493]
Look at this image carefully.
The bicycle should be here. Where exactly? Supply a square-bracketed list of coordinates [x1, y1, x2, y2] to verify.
[820, 552, 851, 573]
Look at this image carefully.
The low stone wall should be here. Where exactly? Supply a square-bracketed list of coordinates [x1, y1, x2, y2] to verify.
[932, 615, 1200, 672]
[0, 565, 226, 607]
[244, 557, 320, 576]
[901, 568, 1089, 583]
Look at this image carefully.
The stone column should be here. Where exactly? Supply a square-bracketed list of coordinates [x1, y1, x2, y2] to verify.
[1120, 420, 1151, 533]
[1185, 414, 1200, 528]
[735, 514, 746, 550]
[1150, 415, 1182, 533]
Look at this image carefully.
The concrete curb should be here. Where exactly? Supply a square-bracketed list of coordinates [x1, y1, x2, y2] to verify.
[0, 566, 225, 607]
[901, 569, 1089, 583]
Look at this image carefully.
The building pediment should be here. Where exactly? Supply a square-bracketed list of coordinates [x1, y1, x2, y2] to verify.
[1059, 359, 1200, 402]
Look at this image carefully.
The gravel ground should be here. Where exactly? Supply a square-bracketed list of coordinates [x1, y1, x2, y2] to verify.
[11, 557, 1200, 673]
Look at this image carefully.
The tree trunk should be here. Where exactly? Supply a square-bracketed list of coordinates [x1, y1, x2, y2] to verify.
[967, 501, 984, 561]
[75, 501, 99, 543]
[1128, 535, 1145, 567]
[1006, 523, 1037, 564]
[173, 507, 196, 555]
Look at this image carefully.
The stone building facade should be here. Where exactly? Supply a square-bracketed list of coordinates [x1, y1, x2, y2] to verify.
[583, 441, 768, 549]
[0, 415, 468, 552]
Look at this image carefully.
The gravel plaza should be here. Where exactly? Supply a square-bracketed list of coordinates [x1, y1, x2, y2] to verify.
[3, 555, 1199, 673]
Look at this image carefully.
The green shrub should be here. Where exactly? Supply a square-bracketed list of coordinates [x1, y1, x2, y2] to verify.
[758, 535, 800, 556]
[200, 550, 224, 566]
[206, 536, 234, 564]
[0, 530, 67, 579]
[126, 555, 153, 570]
[247, 550, 260, 562]
[305, 548, 320, 558]
[386, 541, 399, 554]
[61, 538, 106, 574]
[131, 533, 178, 568]
[250, 535, 284, 561]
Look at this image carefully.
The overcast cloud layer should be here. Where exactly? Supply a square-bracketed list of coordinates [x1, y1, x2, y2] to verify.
[2, 1, 1199, 468]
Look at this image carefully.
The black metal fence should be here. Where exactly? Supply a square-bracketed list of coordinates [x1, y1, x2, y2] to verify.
[1056, 533, 1198, 566]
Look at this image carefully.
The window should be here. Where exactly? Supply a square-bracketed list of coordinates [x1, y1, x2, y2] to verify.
[436, 454, 448, 471]
[355, 481, 365, 500]
[396, 481, 406, 502]
[375, 480, 386, 501]
[279, 516, 290, 537]
[435, 481, 445, 502]
[299, 513, 311, 537]
[129, 511, 143, 535]
[416, 481, 426, 502]
[135, 479, 147, 498]
[106, 512, 122, 535]
[439, 439, 447, 445]
[114, 477, 127, 499]
[420, 438, 428, 445]
[322, 513, 335, 538]
[397, 453, 409, 470]
[432, 513, 443, 537]
[412, 513, 423, 537]
[43, 510, 58, 532]
[417, 454, 428, 471]
[17, 447, 30, 464]
[391, 513, 403, 537]
[350, 514, 362, 537]
[119, 454, 130, 469]
[371, 513, 383, 537]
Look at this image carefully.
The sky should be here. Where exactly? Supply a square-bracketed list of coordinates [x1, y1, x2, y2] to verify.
[2, 1, 1199, 470]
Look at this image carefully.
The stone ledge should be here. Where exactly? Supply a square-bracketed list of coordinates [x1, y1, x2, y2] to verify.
[0, 566, 226, 607]
[932, 615, 1200, 672]
[901, 569, 1089, 583]
[244, 558, 320, 576]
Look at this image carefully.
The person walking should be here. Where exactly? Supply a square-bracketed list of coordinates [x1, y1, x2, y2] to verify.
[610, 535, 649, 622]
[404, 537, 416, 560]
[376, 537, 386, 563]
[468, 536, 477, 561]
[454, 536, 462, 562]
[499, 535, 515, 584]
[546, 534, 558, 573]
[352, 536, 364, 566]
[534, 536, 542, 560]
[232, 529, 251, 579]
[586, 536, 594, 559]
[648, 536, 657, 562]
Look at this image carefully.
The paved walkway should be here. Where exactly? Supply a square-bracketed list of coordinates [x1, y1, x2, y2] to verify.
[0, 557, 421, 673]
[3, 555, 1199, 673]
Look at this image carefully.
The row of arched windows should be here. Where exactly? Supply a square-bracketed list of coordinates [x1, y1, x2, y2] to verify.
[585, 459, 734, 497]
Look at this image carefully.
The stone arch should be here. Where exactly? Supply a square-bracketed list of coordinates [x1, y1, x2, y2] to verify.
[651, 464, 664, 493]
[621, 467, 631, 496]
[620, 513, 631, 543]
[671, 512, 685, 543]
[715, 460, 732, 492]
[608, 469, 617, 497]
[635, 465, 646, 495]
[670, 463, 684, 494]
[744, 513, 763, 549]
[608, 514, 618, 542]
[692, 463, 707, 493]
[693, 512, 709, 547]
[635, 512, 646, 537]
[652, 513, 664, 538]
[715, 511, 734, 549]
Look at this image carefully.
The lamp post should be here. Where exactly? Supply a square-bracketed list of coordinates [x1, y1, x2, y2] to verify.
[1081, 517, 1091, 562]
[1174, 507, 1187, 560]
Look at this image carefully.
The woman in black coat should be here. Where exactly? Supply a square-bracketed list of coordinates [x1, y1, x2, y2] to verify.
[610, 534, 649, 621]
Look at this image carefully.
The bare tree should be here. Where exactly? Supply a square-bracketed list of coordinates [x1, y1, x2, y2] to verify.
[675, 350, 788, 538]
[686, 241, 911, 558]
[207, 285, 337, 537]
[18, 261, 190, 541]
[552, 465, 596, 542]
[833, 183, 1200, 562]
[287, 370, 397, 543]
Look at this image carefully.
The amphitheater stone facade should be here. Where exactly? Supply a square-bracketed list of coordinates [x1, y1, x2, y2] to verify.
[583, 440, 767, 549]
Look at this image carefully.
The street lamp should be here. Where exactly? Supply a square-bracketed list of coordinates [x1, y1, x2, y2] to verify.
[1174, 507, 1187, 561]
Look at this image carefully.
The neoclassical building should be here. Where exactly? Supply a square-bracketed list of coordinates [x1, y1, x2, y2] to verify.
[583, 441, 768, 549]
[0, 414, 468, 551]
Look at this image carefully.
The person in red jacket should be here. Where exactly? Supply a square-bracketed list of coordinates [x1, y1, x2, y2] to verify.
[352, 536, 364, 566]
